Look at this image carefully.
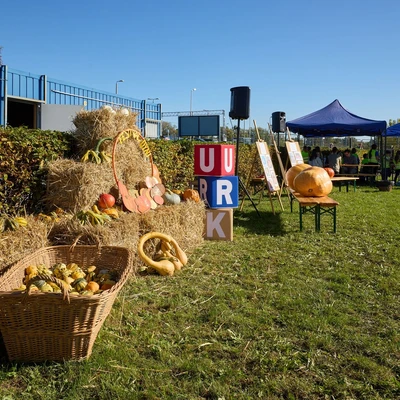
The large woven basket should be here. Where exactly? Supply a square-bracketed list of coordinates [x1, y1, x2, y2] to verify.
[0, 245, 133, 362]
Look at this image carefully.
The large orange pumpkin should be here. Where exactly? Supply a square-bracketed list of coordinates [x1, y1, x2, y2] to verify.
[293, 167, 333, 197]
[286, 163, 310, 189]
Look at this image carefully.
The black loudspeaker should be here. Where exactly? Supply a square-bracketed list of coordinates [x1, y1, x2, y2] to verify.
[229, 86, 250, 120]
[272, 111, 286, 132]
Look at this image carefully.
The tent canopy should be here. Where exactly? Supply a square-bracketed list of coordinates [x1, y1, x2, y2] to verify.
[383, 123, 400, 137]
[286, 99, 387, 138]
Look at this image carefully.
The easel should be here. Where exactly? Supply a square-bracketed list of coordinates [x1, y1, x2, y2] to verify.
[268, 124, 291, 200]
[239, 121, 284, 213]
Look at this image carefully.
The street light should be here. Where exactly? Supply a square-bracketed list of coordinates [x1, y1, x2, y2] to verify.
[147, 98, 159, 103]
[190, 88, 196, 115]
[115, 79, 124, 94]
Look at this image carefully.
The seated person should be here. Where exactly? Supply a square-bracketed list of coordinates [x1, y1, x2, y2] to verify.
[341, 149, 358, 174]
[308, 149, 323, 167]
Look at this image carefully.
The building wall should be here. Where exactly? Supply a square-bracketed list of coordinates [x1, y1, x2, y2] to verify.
[0, 65, 161, 137]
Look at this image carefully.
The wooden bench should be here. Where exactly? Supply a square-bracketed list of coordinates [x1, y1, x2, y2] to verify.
[290, 191, 339, 233]
[330, 176, 359, 192]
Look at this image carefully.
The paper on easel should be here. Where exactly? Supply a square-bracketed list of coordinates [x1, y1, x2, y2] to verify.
[256, 141, 280, 192]
[286, 141, 304, 167]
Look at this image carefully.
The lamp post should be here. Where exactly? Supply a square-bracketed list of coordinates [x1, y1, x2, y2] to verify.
[115, 79, 124, 94]
[190, 88, 196, 115]
[147, 98, 159, 103]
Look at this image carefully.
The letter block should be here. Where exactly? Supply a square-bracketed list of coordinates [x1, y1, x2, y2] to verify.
[198, 176, 239, 208]
[194, 144, 235, 176]
[204, 208, 233, 241]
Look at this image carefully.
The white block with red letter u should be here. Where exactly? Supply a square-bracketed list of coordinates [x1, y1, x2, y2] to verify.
[194, 144, 235, 176]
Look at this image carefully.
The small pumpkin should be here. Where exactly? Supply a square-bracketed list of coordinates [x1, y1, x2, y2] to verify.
[98, 193, 116, 209]
[324, 167, 335, 178]
[85, 281, 100, 293]
[293, 167, 333, 197]
[183, 188, 200, 203]
[286, 163, 310, 189]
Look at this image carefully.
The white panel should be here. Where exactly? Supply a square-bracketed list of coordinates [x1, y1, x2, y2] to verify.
[40, 104, 84, 131]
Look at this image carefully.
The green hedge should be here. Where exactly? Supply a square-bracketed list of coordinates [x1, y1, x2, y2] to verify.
[0, 128, 277, 215]
[0, 127, 72, 214]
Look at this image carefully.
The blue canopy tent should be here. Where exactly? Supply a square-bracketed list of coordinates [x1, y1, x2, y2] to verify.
[286, 99, 387, 138]
[383, 123, 400, 137]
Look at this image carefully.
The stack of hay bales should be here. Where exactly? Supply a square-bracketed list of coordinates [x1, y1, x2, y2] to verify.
[45, 106, 205, 271]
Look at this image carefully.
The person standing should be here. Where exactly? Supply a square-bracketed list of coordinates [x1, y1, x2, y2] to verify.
[394, 150, 400, 183]
[327, 147, 341, 175]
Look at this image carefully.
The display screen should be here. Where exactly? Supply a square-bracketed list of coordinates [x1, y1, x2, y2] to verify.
[179, 116, 220, 137]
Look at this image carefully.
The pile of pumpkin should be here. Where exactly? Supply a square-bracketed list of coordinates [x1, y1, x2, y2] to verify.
[286, 164, 335, 197]
[12, 262, 119, 296]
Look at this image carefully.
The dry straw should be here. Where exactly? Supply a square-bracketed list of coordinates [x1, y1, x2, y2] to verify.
[72, 107, 138, 156]
[0, 216, 50, 275]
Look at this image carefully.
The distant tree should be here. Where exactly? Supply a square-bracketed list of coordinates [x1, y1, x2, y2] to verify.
[389, 119, 400, 127]
[161, 121, 178, 139]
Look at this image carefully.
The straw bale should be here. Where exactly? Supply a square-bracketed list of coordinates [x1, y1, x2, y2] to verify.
[45, 159, 116, 212]
[45, 133, 153, 212]
[139, 201, 205, 253]
[0, 216, 50, 275]
[47, 201, 205, 273]
[72, 107, 138, 155]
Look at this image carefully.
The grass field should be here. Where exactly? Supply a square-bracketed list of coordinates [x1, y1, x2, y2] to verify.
[0, 183, 399, 399]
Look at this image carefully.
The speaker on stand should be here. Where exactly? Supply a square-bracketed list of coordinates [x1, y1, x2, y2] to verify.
[229, 86, 259, 216]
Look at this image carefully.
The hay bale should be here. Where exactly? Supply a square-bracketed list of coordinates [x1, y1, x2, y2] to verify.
[0, 216, 50, 274]
[45, 159, 116, 212]
[72, 107, 138, 155]
[45, 141, 152, 212]
[47, 201, 205, 273]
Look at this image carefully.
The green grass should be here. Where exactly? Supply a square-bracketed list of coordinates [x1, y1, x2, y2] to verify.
[0, 184, 399, 399]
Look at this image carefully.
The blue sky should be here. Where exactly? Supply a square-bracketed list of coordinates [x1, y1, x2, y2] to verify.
[2, 0, 399, 130]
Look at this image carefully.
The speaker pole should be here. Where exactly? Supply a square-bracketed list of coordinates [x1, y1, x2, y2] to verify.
[235, 120, 241, 175]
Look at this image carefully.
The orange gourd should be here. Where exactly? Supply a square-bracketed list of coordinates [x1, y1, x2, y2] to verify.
[324, 167, 335, 178]
[293, 167, 333, 197]
[286, 163, 310, 189]
[85, 281, 100, 293]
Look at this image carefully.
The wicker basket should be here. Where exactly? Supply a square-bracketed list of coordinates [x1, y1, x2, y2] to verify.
[0, 245, 133, 362]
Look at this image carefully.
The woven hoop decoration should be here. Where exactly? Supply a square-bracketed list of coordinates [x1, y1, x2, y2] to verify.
[111, 128, 155, 212]
[0, 245, 133, 362]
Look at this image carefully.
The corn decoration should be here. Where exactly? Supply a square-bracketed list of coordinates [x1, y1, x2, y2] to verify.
[12, 262, 119, 296]
[81, 137, 113, 164]
[0, 216, 28, 232]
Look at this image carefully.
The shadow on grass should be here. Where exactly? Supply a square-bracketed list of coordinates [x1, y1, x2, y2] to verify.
[233, 207, 285, 236]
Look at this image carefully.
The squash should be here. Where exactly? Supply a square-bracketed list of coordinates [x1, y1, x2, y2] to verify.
[286, 163, 310, 189]
[98, 193, 116, 209]
[293, 167, 333, 197]
[162, 189, 181, 205]
[72, 277, 88, 292]
[324, 167, 335, 178]
[183, 188, 200, 203]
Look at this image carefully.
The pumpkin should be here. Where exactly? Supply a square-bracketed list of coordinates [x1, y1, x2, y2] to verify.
[98, 193, 116, 209]
[162, 189, 181, 205]
[286, 163, 310, 189]
[293, 167, 333, 197]
[85, 281, 100, 293]
[324, 167, 335, 178]
[183, 188, 200, 203]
